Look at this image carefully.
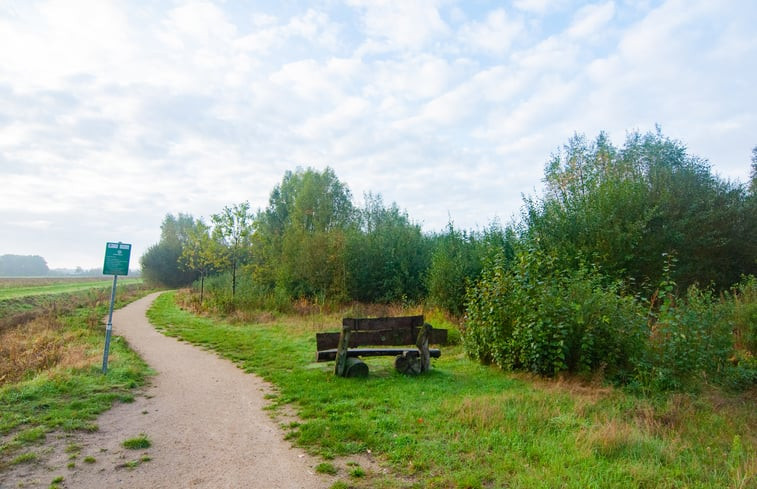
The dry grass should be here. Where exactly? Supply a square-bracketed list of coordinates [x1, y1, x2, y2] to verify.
[0, 315, 95, 385]
[446, 394, 514, 431]
[577, 418, 647, 458]
[0, 283, 147, 386]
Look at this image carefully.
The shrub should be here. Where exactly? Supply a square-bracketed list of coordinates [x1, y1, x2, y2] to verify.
[638, 283, 734, 391]
[464, 248, 646, 381]
[730, 275, 757, 356]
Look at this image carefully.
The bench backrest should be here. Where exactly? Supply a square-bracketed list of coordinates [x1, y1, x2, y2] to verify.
[315, 315, 447, 351]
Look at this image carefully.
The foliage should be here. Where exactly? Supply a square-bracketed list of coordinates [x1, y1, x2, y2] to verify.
[638, 266, 735, 391]
[151, 130, 756, 391]
[211, 202, 254, 297]
[250, 167, 355, 303]
[427, 222, 512, 316]
[140, 213, 201, 287]
[179, 220, 224, 304]
[464, 247, 646, 380]
[751, 145, 757, 194]
[345, 193, 431, 303]
[730, 276, 757, 356]
[525, 129, 756, 293]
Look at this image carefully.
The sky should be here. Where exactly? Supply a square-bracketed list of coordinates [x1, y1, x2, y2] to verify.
[1, 0, 755, 270]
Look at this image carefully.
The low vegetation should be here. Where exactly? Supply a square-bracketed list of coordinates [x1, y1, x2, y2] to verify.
[0, 280, 153, 467]
[141, 129, 756, 392]
[148, 292, 756, 488]
[122, 434, 151, 450]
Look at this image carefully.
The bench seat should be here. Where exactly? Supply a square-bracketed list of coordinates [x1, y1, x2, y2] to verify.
[316, 347, 442, 362]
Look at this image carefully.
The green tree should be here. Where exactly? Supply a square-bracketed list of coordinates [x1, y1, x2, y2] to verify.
[252, 167, 356, 302]
[751, 145, 757, 194]
[140, 213, 200, 287]
[524, 129, 755, 292]
[427, 222, 512, 316]
[345, 193, 431, 303]
[0, 255, 49, 276]
[211, 202, 253, 298]
[180, 220, 223, 304]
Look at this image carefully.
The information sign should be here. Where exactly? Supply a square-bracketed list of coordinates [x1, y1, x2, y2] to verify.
[103, 242, 131, 276]
[101, 241, 131, 374]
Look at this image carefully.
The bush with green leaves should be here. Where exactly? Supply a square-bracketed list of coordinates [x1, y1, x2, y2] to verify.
[464, 248, 646, 380]
[638, 282, 734, 391]
[729, 275, 757, 357]
[427, 222, 512, 317]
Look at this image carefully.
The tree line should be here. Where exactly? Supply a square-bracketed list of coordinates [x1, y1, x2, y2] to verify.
[141, 129, 756, 388]
[0, 255, 49, 276]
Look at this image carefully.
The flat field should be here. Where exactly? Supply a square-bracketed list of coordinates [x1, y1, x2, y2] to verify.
[0, 277, 142, 301]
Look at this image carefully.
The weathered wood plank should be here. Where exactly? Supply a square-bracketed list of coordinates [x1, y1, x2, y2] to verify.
[317, 327, 448, 351]
[342, 315, 424, 331]
[316, 347, 442, 362]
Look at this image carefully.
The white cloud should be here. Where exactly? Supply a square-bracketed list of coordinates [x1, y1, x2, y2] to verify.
[458, 8, 524, 55]
[0, 0, 135, 90]
[349, 0, 449, 53]
[567, 2, 615, 39]
[163, 1, 237, 44]
[513, 0, 567, 14]
[0, 0, 755, 267]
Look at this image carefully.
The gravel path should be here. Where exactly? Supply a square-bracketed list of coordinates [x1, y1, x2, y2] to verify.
[2, 292, 332, 489]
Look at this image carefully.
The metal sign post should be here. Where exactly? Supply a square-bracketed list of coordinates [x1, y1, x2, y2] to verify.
[102, 242, 131, 374]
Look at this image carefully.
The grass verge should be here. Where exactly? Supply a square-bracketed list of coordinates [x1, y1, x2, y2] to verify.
[148, 291, 756, 488]
[0, 285, 154, 468]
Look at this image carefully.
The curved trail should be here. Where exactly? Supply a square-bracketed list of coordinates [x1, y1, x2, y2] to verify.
[8, 292, 330, 488]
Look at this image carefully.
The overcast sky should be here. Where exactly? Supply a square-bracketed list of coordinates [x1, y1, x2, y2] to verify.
[1, 1, 755, 270]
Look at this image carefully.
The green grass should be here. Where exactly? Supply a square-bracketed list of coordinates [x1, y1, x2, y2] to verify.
[0, 279, 147, 333]
[0, 286, 154, 467]
[0, 346, 150, 436]
[11, 451, 38, 465]
[316, 462, 338, 475]
[147, 292, 757, 488]
[118, 454, 151, 470]
[0, 277, 143, 301]
[123, 434, 151, 450]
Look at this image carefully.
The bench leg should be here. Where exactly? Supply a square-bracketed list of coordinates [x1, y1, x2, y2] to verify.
[416, 323, 432, 373]
[394, 351, 422, 375]
[335, 325, 352, 377]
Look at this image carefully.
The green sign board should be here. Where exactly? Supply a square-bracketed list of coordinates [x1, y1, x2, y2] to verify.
[103, 242, 131, 276]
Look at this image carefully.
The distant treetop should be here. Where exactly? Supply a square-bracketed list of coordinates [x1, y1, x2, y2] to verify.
[0, 254, 50, 277]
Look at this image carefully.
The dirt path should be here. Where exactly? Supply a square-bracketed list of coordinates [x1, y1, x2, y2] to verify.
[3, 292, 333, 488]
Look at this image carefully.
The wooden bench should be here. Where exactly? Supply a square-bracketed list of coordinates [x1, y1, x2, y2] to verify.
[315, 315, 447, 377]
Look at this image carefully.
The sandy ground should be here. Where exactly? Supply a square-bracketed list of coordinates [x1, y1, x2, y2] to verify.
[1, 292, 335, 489]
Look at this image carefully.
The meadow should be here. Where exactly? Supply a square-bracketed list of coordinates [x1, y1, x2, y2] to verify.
[0, 276, 142, 300]
[148, 291, 756, 489]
